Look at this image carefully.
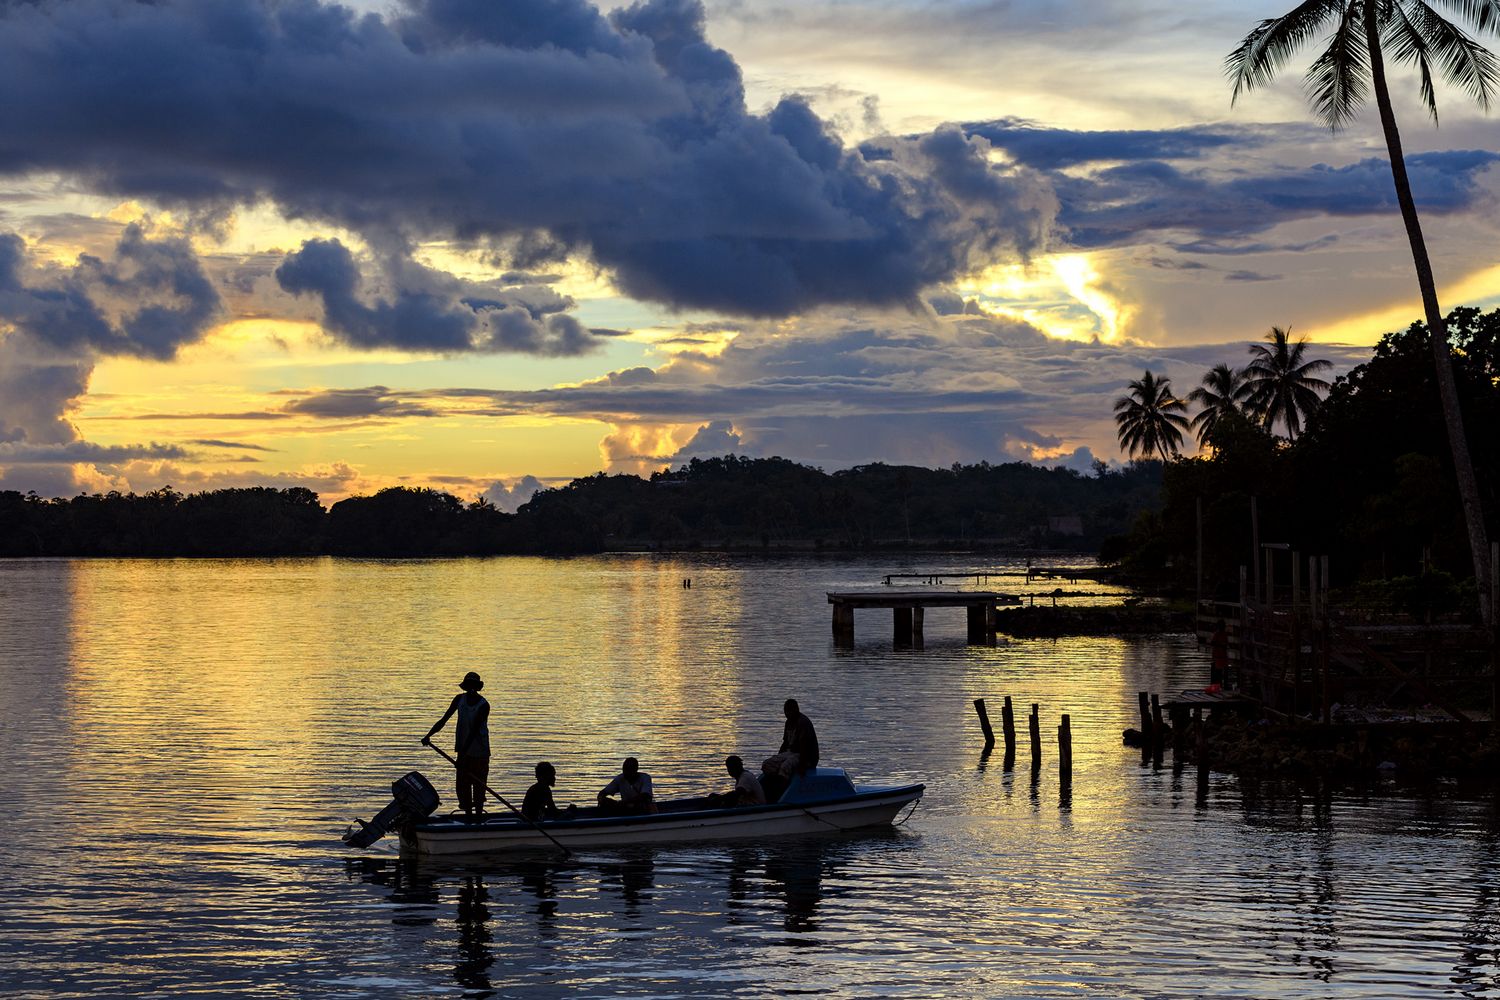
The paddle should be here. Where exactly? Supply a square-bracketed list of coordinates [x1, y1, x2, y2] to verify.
[424, 742, 573, 859]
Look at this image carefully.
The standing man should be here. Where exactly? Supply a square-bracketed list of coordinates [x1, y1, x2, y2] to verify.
[422, 671, 491, 816]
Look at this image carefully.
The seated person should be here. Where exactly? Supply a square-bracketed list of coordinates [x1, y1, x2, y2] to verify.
[521, 761, 576, 822]
[708, 754, 766, 808]
[597, 757, 657, 815]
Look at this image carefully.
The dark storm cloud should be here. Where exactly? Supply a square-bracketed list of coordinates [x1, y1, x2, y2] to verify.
[962, 118, 1251, 169]
[1058, 151, 1500, 248]
[0, 225, 220, 360]
[274, 238, 605, 354]
[0, 0, 1054, 317]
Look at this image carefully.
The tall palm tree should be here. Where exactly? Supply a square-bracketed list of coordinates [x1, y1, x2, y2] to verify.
[1115, 371, 1191, 461]
[1240, 327, 1333, 439]
[1187, 362, 1250, 447]
[1227, 0, 1496, 619]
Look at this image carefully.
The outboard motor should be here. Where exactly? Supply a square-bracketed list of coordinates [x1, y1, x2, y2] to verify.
[343, 772, 441, 848]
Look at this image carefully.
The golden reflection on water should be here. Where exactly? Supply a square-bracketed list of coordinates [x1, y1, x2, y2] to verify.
[1, 555, 1498, 998]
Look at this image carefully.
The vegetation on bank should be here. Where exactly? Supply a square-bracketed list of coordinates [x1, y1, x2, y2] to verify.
[0, 456, 1163, 558]
[1103, 307, 1500, 614]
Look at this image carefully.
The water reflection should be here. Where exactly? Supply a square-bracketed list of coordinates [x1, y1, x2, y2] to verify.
[6, 556, 1500, 998]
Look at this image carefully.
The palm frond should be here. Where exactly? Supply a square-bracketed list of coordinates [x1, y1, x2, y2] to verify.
[1227, 0, 1346, 103]
[1306, 1, 1372, 127]
[1425, 0, 1500, 33]
[1386, 1, 1443, 119]
[1405, 0, 1500, 110]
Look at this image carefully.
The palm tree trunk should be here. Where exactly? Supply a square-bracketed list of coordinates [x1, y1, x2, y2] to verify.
[1364, 3, 1493, 625]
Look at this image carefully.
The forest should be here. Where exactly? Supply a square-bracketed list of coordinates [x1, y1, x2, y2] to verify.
[0, 455, 1162, 558]
[1104, 306, 1500, 612]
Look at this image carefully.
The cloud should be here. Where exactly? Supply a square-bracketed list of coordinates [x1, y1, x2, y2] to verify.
[278, 386, 439, 419]
[480, 474, 548, 513]
[0, 440, 190, 464]
[0, 224, 220, 360]
[1224, 270, 1281, 282]
[1057, 151, 1500, 248]
[189, 439, 276, 452]
[0, 0, 1057, 317]
[963, 118, 1253, 169]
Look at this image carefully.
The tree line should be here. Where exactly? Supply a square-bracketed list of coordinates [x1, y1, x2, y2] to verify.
[0, 458, 1163, 558]
[1103, 306, 1500, 617]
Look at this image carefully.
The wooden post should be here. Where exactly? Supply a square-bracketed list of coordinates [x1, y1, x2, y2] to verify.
[1491, 541, 1498, 733]
[1058, 714, 1072, 781]
[1001, 696, 1017, 758]
[1292, 549, 1301, 611]
[912, 606, 924, 644]
[1195, 496, 1204, 613]
[1170, 704, 1187, 757]
[1194, 707, 1205, 758]
[973, 698, 996, 750]
[1150, 693, 1164, 766]
[1251, 496, 1261, 603]
[1138, 691, 1151, 741]
[1266, 547, 1275, 608]
[1029, 703, 1041, 769]
[894, 607, 913, 645]
[1309, 554, 1319, 619]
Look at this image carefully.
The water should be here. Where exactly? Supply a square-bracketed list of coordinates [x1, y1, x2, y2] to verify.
[1, 555, 1496, 998]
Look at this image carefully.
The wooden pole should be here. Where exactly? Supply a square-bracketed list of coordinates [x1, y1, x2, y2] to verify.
[1001, 696, 1017, 758]
[1150, 693, 1164, 767]
[1029, 703, 1041, 769]
[1058, 714, 1072, 781]
[1196, 496, 1204, 612]
[1251, 497, 1261, 604]
[1138, 691, 1152, 741]
[1292, 549, 1301, 612]
[974, 698, 996, 750]
[1491, 541, 1498, 733]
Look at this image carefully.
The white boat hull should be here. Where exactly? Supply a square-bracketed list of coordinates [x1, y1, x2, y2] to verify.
[400, 784, 923, 856]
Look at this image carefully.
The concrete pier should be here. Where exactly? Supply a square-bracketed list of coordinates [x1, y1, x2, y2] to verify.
[827, 590, 1004, 646]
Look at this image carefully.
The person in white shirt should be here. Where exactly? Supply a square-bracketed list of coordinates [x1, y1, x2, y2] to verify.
[597, 757, 656, 814]
[709, 755, 766, 807]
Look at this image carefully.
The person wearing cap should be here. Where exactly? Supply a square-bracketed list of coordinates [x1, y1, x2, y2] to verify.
[422, 671, 491, 816]
[596, 757, 656, 815]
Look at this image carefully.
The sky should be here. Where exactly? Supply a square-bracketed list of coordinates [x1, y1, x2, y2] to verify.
[2, 0, 1499, 505]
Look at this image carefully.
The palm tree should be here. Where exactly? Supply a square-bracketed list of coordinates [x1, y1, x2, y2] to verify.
[1227, 0, 1496, 619]
[1240, 327, 1333, 439]
[1187, 362, 1250, 447]
[1115, 371, 1191, 461]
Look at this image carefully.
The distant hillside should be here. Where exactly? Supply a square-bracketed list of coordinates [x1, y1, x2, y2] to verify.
[0, 457, 1162, 557]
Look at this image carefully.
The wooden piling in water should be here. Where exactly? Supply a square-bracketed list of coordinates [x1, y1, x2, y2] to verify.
[1138, 691, 1151, 741]
[1058, 714, 1072, 780]
[973, 698, 995, 750]
[1029, 703, 1041, 768]
[1170, 704, 1187, 757]
[1001, 696, 1016, 757]
[1150, 693, 1164, 766]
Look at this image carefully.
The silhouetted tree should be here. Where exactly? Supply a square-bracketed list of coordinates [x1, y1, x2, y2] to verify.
[1187, 362, 1249, 448]
[1114, 371, 1190, 461]
[1240, 327, 1332, 439]
[1226, 0, 1497, 617]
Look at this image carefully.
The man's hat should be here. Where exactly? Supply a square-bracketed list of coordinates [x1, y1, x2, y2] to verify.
[460, 671, 484, 691]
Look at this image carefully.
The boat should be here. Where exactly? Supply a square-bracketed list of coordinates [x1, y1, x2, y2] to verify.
[344, 768, 924, 856]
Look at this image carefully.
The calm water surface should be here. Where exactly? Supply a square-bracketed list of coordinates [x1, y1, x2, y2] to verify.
[1, 555, 1497, 998]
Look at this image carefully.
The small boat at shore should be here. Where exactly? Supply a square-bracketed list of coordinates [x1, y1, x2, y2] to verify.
[345, 768, 924, 856]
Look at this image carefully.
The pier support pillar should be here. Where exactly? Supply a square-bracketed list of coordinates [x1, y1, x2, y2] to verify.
[894, 607, 914, 645]
[832, 603, 854, 647]
[966, 603, 995, 644]
[912, 606, 924, 643]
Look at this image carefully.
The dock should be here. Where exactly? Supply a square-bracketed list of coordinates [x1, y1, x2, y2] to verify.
[828, 590, 1004, 646]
